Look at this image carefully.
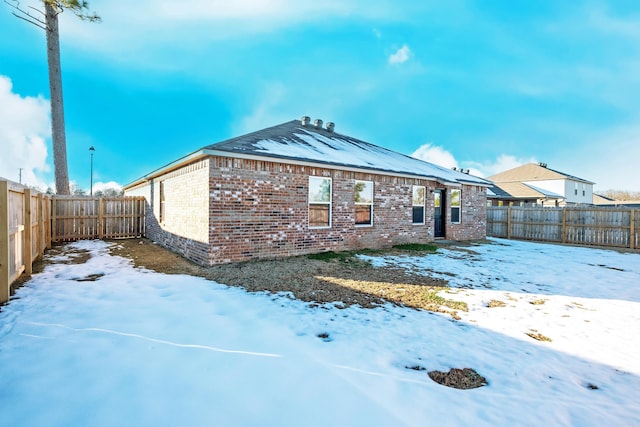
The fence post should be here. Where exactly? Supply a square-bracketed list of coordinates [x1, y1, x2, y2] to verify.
[51, 197, 57, 243]
[631, 210, 636, 250]
[0, 180, 10, 304]
[38, 194, 45, 253]
[507, 206, 512, 239]
[45, 196, 52, 249]
[24, 188, 33, 275]
[98, 197, 104, 239]
[561, 208, 567, 244]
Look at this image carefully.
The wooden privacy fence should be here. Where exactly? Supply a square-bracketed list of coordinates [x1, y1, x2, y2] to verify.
[52, 196, 145, 242]
[1, 180, 51, 304]
[1, 185, 146, 303]
[487, 206, 638, 250]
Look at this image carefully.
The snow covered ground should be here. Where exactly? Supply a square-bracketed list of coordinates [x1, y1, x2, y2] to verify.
[0, 238, 638, 426]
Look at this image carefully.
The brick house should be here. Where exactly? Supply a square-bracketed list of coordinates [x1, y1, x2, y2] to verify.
[124, 117, 491, 265]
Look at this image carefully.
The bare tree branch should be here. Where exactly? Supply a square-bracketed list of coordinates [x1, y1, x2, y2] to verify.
[28, 4, 45, 16]
[4, 0, 46, 29]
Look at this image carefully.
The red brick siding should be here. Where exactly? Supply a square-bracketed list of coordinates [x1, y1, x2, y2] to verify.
[446, 185, 487, 240]
[125, 160, 211, 265]
[206, 157, 481, 265]
[127, 156, 487, 266]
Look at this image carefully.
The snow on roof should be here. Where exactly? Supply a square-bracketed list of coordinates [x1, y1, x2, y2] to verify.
[206, 120, 490, 186]
[485, 183, 512, 198]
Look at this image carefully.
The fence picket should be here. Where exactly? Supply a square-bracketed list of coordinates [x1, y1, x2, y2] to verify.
[0, 180, 52, 303]
[487, 206, 639, 250]
[51, 196, 145, 242]
[1, 178, 144, 303]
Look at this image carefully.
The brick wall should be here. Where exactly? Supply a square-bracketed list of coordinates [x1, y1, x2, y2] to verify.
[125, 159, 211, 265]
[446, 184, 487, 241]
[127, 156, 487, 266]
[206, 157, 485, 265]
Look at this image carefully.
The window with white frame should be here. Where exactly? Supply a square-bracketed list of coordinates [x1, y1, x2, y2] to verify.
[451, 189, 461, 223]
[574, 182, 578, 196]
[309, 176, 332, 228]
[354, 180, 373, 226]
[412, 186, 425, 224]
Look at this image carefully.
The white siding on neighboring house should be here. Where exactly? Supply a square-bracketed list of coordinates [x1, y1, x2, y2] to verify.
[564, 180, 576, 203]
[563, 179, 593, 205]
[580, 182, 593, 205]
[521, 178, 593, 206]
[526, 179, 564, 196]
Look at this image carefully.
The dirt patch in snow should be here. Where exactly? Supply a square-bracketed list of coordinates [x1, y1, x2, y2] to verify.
[106, 238, 468, 314]
[428, 368, 488, 389]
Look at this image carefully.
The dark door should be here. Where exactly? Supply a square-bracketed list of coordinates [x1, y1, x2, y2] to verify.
[434, 189, 445, 238]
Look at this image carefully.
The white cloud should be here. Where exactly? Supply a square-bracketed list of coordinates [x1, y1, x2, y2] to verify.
[0, 75, 51, 189]
[583, 3, 640, 40]
[235, 82, 289, 134]
[412, 144, 539, 181]
[154, 0, 349, 22]
[388, 44, 412, 64]
[411, 143, 457, 168]
[55, 0, 369, 56]
[93, 181, 123, 193]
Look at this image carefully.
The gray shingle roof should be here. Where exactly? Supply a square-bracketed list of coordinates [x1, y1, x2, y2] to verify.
[204, 119, 490, 186]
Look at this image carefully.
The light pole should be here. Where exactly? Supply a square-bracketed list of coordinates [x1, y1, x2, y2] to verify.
[89, 146, 95, 196]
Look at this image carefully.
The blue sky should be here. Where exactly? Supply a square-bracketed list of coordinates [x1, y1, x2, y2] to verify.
[1, 0, 639, 192]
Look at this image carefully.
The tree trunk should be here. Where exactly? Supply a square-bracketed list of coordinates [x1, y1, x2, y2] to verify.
[45, 3, 70, 195]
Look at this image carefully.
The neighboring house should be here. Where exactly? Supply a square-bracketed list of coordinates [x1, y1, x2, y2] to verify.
[593, 194, 640, 208]
[485, 182, 561, 207]
[124, 117, 491, 265]
[487, 163, 593, 207]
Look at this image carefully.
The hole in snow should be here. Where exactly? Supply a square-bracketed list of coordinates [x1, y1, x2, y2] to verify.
[73, 273, 105, 282]
[316, 332, 332, 342]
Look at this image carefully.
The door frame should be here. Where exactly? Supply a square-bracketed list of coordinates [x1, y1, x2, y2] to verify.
[434, 188, 446, 238]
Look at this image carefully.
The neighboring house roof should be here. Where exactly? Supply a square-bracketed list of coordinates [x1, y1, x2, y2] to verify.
[486, 184, 513, 199]
[593, 194, 615, 204]
[126, 119, 491, 188]
[593, 194, 640, 207]
[489, 182, 564, 200]
[488, 163, 595, 185]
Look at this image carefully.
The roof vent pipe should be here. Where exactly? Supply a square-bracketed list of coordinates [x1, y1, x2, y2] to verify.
[301, 116, 311, 126]
[539, 162, 548, 168]
[326, 122, 335, 132]
[314, 119, 323, 128]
